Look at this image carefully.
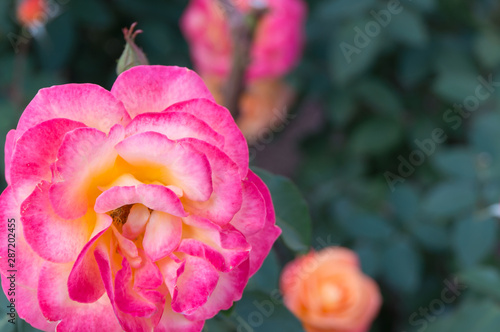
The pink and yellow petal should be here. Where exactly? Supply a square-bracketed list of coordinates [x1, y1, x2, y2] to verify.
[181, 139, 242, 225]
[125, 111, 224, 149]
[230, 179, 266, 236]
[95, 184, 187, 218]
[37, 262, 122, 332]
[185, 259, 250, 321]
[143, 211, 182, 262]
[9, 119, 85, 203]
[21, 181, 93, 263]
[170, 256, 220, 314]
[49, 125, 124, 220]
[4, 129, 16, 186]
[1, 276, 56, 331]
[0, 187, 45, 288]
[111, 65, 214, 118]
[245, 170, 281, 276]
[67, 214, 112, 303]
[115, 131, 213, 202]
[16, 83, 131, 139]
[164, 99, 248, 178]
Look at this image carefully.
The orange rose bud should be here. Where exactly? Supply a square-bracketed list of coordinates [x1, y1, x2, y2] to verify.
[16, 0, 47, 28]
[280, 247, 382, 332]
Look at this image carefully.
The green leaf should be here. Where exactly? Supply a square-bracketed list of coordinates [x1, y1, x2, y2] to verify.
[382, 237, 421, 293]
[460, 267, 500, 301]
[452, 217, 498, 268]
[315, 0, 377, 21]
[410, 222, 449, 250]
[353, 242, 381, 277]
[421, 181, 476, 219]
[389, 9, 429, 47]
[426, 298, 500, 332]
[233, 291, 303, 332]
[246, 250, 280, 294]
[327, 91, 356, 126]
[349, 117, 402, 155]
[432, 46, 478, 102]
[70, 0, 114, 28]
[470, 113, 500, 162]
[432, 148, 478, 179]
[389, 184, 420, 224]
[474, 29, 500, 69]
[330, 19, 385, 85]
[339, 213, 394, 240]
[398, 49, 432, 88]
[252, 168, 312, 253]
[354, 78, 403, 116]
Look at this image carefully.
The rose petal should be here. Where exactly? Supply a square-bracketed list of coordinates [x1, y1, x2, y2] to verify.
[230, 179, 266, 236]
[21, 181, 93, 263]
[38, 262, 122, 332]
[181, 138, 242, 225]
[155, 302, 205, 332]
[143, 211, 182, 262]
[180, 215, 250, 272]
[125, 111, 224, 149]
[167, 256, 220, 314]
[16, 83, 131, 139]
[245, 170, 281, 276]
[122, 204, 151, 240]
[1, 276, 56, 331]
[111, 65, 214, 118]
[49, 125, 124, 220]
[10, 119, 85, 203]
[115, 131, 213, 202]
[164, 99, 248, 178]
[95, 184, 187, 218]
[185, 259, 250, 321]
[4, 129, 16, 186]
[67, 214, 112, 303]
[0, 187, 45, 288]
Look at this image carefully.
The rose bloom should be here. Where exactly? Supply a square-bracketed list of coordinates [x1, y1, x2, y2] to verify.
[0, 65, 281, 331]
[280, 247, 381, 332]
[180, 0, 306, 82]
[16, 0, 47, 28]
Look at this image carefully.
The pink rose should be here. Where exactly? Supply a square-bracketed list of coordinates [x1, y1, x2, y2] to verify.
[0, 65, 281, 331]
[180, 0, 306, 81]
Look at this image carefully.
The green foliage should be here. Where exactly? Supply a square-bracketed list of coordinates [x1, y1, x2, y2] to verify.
[253, 168, 312, 253]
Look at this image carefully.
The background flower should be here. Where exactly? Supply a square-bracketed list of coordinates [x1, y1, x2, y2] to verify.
[281, 247, 381, 332]
[180, 0, 306, 82]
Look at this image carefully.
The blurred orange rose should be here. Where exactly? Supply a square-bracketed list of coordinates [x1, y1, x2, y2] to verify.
[16, 0, 47, 28]
[280, 247, 381, 332]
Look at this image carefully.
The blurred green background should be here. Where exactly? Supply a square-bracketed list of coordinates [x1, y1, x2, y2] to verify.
[2, 0, 500, 331]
